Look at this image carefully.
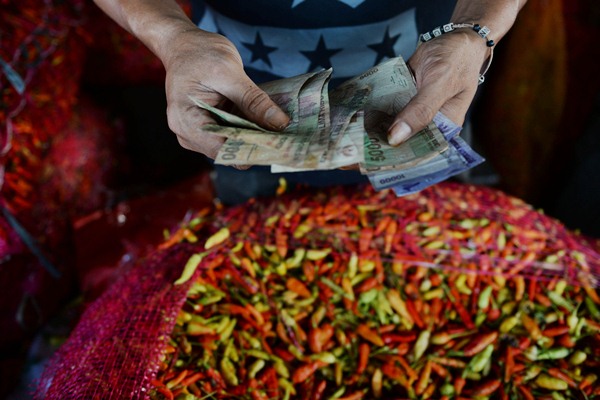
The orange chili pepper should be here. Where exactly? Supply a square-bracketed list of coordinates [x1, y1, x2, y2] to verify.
[286, 277, 312, 298]
[308, 324, 334, 354]
[357, 342, 370, 375]
[358, 228, 373, 253]
[470, 379, 501, 396]
[454, 376, 466, 395]
[547, 368, 577, 388]
[430, 356, 467, 369]
[534, 292, 552, 307]
[275, 229, 288, 258]
[292, 361, 325, 384]
[415, 360, 432, 395]
[384, 220, 397, 254]
[356, 324, 384, 347]
[393, 355, 418, 382]
[166, 369, 188, 388]
[520, 314, 542, 341]
[374, 215, 392, 236]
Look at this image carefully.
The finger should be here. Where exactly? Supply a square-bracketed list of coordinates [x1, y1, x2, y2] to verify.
[387, 87, 447, 146]
[177, 132, 224, 160]
[222, 78, 290, 131]
[232, 164, 251, 170]
[339, 163, 359, 171]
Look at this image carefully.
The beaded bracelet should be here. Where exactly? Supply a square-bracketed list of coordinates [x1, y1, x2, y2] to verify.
[419, 22, 495, 85]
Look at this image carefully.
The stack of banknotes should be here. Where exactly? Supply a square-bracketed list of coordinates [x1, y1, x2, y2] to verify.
[193, 57, 484, 196]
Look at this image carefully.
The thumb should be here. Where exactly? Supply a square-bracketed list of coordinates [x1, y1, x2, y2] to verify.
[224, 78, 290, 131]
[387, 92, 444, 146]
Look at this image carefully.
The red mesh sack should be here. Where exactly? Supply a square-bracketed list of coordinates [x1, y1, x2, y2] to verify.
[73, 171, 216, 303]
[1, 1, 87, 396]
[35, 182, 600, 399]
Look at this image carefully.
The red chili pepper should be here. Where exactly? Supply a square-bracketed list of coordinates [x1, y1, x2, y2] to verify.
[557, 334, 577, 348]
[311, 379, 327, 400]
[469, 379, 501, 396]
[273, 347, 295, 362]
[356, 277, 379, 293]
[405, 298, 425, 329]
[155, 385, 174, 400]
[528, 279, 537, 302]
[381, 332, 417, 344]
[206, 367, 227, 389]
[504, 347, 516, 382]
[449, 288, 474, 329]
[541, 325, 570, 338]
[180, 371, 205, 387]
[381, 363, 409, 387]
[461, 331, 498, 357]
[429, 361, 448, 378]
[518, 385, 535, 400]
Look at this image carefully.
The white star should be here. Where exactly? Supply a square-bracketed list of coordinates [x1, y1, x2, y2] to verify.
[336, 0, 366, 8]
[291, 0, 307, 7]
[291, 0, 366, 8]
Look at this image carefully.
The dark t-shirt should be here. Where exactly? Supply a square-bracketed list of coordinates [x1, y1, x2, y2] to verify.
[193, 0, 455, 85]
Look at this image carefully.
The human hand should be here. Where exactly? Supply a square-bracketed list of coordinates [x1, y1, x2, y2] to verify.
[162, 29, 290, 159]
[387, 30, 490, 146]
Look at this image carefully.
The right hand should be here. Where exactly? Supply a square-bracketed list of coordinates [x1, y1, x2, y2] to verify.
[162, 29, 290, 159]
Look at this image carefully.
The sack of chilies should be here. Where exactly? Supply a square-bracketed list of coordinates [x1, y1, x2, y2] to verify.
[36, 182, 600, 399]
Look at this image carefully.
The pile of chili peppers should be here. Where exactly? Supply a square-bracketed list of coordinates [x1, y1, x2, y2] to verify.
[150, 183, 600, 400]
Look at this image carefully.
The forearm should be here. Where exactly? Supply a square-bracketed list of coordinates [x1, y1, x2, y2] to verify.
[92, 0, 198, 63]
[451, 0, 528, 43]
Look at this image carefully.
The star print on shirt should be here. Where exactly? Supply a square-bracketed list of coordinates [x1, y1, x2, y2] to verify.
[291, 0, 367, 8]
[368, 27, 401, 65]
[300, 35, 342, 72]
[242, 31, 278, 68]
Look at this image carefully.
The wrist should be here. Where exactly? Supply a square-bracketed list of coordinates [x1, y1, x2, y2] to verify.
[130, 14, 198, 63]
[419, 23, 494, 85]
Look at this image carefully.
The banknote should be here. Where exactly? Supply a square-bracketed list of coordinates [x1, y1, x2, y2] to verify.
[191, 56, 484, 196]
[330, 58, 449, 172]
[271, 111, 366, 172]
[384, 137, 485, 195]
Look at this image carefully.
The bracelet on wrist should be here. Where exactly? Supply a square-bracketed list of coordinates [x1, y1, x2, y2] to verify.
[419, 22, 495, 85]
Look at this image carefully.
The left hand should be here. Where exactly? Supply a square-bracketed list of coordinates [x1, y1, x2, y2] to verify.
[387, 29, 490, 145]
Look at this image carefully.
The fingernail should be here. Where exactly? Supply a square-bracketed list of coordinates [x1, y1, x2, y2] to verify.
[388, 121, 412, 146]
[266, 107, 290, 130]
